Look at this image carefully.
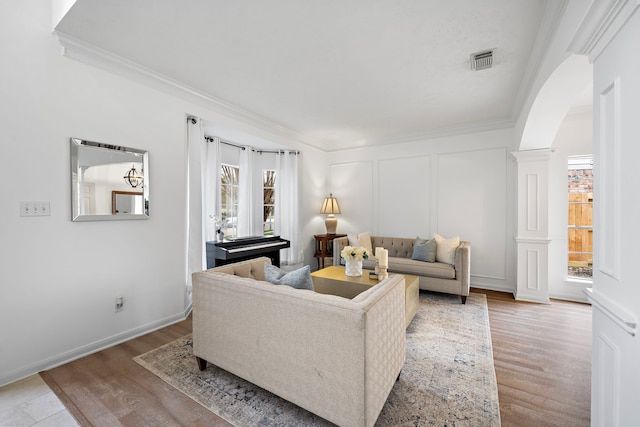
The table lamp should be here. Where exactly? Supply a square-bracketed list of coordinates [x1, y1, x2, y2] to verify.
[320, 193, 341, 234]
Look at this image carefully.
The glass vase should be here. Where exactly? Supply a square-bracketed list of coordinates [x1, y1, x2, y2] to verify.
[345, 259, 363, 277]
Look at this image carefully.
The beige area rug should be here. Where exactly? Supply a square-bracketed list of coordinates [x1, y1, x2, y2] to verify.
[134, 292, 500, 426]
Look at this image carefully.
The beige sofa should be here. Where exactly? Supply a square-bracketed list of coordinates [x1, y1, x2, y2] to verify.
[192, 257, 406, 427]
[334, 236, 471, 303]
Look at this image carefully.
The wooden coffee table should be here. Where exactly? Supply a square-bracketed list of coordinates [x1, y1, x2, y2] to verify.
[311, 266, 419, 328]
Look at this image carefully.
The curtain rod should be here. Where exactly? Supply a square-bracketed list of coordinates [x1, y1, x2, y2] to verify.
[205, 135, 299, 155]
[256, 149, 300, 155]
[205, 136, 246, 150]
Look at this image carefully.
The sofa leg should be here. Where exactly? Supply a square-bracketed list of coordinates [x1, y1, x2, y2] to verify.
[461, 295, 467, 304]
[196, 356, 208, 371]
[396, 371, 401, 382]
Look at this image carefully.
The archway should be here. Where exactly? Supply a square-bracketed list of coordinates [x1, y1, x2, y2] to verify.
[512, 54, 592, 303]
[519, 54, 592, 151]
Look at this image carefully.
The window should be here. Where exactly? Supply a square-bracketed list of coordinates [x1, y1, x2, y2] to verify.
[263, 170, 276, 235]
[567, 155, 593, 279]
[220, 164, 239, 238]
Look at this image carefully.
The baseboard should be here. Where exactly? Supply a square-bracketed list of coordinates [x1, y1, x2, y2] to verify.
[514, 292, 551, 304]
[470, 281, 514, 294]
[0, 311, 189, 388]
[549, 291, 590, 304]
[184, 301, 193, 317]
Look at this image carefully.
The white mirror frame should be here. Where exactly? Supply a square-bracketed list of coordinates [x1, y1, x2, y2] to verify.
[70, 138, 150, 221]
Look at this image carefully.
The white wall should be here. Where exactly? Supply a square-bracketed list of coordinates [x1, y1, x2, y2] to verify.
[326, 128, 516, 292]
[0, 0, 325, 386]
[548, 110, 593, 302]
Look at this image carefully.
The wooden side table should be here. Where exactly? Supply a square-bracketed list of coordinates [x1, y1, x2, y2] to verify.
[313, 234, 346, 270]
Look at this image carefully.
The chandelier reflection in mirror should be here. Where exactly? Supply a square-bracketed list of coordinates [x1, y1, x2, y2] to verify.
[123, 164, 144, 188]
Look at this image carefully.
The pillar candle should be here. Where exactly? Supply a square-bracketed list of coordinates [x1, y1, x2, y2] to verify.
[375, 247, 383, 258]
[379, 249, 388, 267]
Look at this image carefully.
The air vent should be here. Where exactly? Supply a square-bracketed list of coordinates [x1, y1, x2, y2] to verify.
[471, 50, 493, 71]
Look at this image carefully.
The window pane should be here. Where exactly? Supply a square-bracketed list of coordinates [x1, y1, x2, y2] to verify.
[567, 155, 593, 279]
[263, 169, 276, 236]
[220, 164, 239, 238]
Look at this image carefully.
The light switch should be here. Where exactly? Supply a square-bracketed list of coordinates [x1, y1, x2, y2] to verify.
[20, 202, 50, 217]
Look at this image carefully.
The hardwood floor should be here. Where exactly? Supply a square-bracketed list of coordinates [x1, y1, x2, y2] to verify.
[41, 319, 231, 427]
[41, 289, 591, 426]
[474, 288, 592, 427]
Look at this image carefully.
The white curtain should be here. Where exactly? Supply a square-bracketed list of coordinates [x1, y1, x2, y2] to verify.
[186, 117, 206, 287]
[237, 146, 262, 236]
[276, 151, 302, 265]
[203, 137, 221, 241]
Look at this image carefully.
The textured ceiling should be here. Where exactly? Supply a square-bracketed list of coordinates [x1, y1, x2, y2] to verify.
[56, 0, 555, 151]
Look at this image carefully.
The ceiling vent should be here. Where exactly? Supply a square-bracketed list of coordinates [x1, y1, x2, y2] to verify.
[471, 50, 494, 71]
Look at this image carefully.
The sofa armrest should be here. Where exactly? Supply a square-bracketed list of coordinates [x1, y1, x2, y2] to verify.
[332, 236, 350, 266]
[454, 241, 471, 295]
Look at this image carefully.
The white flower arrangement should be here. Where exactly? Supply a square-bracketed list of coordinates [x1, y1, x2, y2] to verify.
[340, 246, 370, 261]
[210, 215, 229, 233]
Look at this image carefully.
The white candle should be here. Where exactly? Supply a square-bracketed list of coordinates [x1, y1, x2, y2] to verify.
[379, 249, 388, 267]
[375, 247, 383, 258]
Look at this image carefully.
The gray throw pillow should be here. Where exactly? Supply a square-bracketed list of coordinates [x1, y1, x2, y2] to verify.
[411, 237, 437, 263]
[264, 264, 314, 291]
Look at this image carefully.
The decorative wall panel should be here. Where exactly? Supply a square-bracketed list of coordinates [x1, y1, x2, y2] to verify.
[437, 148, 507, 280]
[378, 156, 430, 237]
[595, 332, 618, 427]
[526, 249, 539, 290]
[599, 81, 620, 280]
[328, 162, 374, 234]
[526, 173, 539, 231]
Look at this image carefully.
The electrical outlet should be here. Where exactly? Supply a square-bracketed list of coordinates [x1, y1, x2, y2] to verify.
[115, 296, 124, 312]
[20, 201, 50, 217]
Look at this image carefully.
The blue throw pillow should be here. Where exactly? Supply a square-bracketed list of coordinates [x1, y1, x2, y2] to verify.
[411, 237, 437, 263]
[264, 264, 314, 291]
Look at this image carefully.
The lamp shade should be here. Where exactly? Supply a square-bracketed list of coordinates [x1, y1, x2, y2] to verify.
[320, 193, 341, 214]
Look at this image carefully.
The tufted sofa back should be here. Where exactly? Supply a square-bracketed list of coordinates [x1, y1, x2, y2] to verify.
[203, 256, 271, 281]
[370, 236, 415, 258]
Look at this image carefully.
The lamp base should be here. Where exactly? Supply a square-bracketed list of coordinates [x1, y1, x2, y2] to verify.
[325, 215, 338, 234]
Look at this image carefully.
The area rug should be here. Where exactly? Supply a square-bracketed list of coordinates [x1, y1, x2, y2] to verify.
[134, 292, 501, 426]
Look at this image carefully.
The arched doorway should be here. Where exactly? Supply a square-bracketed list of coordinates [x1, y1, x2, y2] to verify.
[512, 54, 592, 302]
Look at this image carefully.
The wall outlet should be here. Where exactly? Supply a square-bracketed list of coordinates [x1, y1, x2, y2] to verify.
[115, 296, 124, 312]
[20, 201, 50, 217]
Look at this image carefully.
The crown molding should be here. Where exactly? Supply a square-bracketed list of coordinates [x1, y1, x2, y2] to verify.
[325, 117, 515, 153]
[55, 31, 316, 148]
[568, 0, 640, 62]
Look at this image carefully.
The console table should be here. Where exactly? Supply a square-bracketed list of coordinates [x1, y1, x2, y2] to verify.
[313, 233, 346, 270]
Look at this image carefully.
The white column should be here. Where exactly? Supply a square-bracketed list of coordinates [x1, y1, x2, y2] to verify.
[511, 150, 554, 304]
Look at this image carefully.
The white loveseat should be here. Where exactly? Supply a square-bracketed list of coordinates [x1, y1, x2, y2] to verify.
[192, 257, 406, 427]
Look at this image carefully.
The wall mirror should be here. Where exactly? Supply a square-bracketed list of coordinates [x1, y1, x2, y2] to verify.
[71, 138, 149, 221]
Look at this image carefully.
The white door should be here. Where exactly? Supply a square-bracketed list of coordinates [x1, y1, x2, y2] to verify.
[80, 182, 95, 215]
